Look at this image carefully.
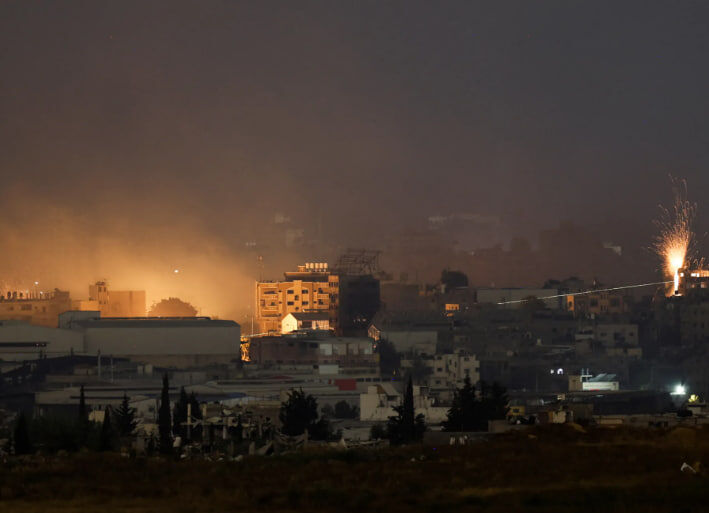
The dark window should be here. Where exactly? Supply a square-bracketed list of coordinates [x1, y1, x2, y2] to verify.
[287, 301, 294, 306]
[287, 290, 294, 295]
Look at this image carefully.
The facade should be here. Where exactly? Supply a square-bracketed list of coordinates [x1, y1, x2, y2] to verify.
[281, 312, 331, 334]
[677, 268, 709, 295]
[401, 351, 480, 401]
[255, 263, 338, 334]
[0, 320, 84, 361]
[368, 325, 438, 355]
[476, 288, 561, 309]
[680, 301, 709, 343]
[359, 383, 448, 423]
[249, 334, 376, 373]
[0, 289, 72, 328]
[566, 290, 630, 316]
[87, 281, 146, 317]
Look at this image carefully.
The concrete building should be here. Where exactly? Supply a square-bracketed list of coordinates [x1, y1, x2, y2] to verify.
[281, 312, 331, 334]
[249, 334, 376, 374]
[87, 281, 146, 317]
[476, 288, 561, 310]
[566, 290, 630, 316]
[359, 383, 447, 424]
[368, 325, 437, 355]
[255, 263, 337, 334]
[0, 320, 84, 361]
[0, 289, 72, 328]
[65, 315, 240, 366]
[401, 351, 480, 401]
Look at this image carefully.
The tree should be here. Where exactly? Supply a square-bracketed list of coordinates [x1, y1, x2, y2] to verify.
[442, 377, 481, 431]
[410, 354, 432, 385]
[333, 400, 359, 419]
[441, 269, 468, 290]
[386, 376, 425, 445]
[78, 384, 87, 422]
[279, 388, 332, 440]
[188, 392, 203, 442]
[149, 297, 198, 317]
[173, 386, 189, 439]
[158, 373, 172, 454]
[13, 412, 32, 455]
[443, 379, 509, 432]
[99, 408, 114, 451]
[114, 393, 137, 437]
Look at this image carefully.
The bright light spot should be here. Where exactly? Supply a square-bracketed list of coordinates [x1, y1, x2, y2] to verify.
[557, 368, 564, 375]
[34, 281, 39, 285]
[173, 269, 180, 274]
[689, 394, 700, 403]
[672, 384, 686, 395]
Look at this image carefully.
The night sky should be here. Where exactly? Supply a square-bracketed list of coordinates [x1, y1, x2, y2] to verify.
[1, 1, 709, 311]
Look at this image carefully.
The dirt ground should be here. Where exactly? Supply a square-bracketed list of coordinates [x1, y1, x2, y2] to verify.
[1, 425, 708, 512]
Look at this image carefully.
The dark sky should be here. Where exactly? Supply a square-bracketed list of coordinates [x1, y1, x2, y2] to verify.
[1, 1, 709, 310]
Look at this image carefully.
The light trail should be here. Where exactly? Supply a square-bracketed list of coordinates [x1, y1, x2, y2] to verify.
[496, 280, 673, 305]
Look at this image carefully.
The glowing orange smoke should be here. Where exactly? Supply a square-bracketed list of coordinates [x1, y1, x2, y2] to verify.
[653, 179, 695, 295]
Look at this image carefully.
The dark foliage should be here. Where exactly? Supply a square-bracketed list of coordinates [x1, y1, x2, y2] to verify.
[158, 373, 172, 454]
[441, 269, 468, 289]
[333, 400, 359, 419]
[114, 393, 137, 437]
[99, 408, 114, 451]
[386, 376, 425, 445]
[443, 378, 509, 431]
[279, 388, 333, 440]
[13, 412, 32, 455]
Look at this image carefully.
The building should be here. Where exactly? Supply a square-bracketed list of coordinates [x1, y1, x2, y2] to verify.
[255, 260, 381, 336]
[336, 274, 380, 336]
[677, 268, 709, 295]
[476, 288, 561, 310]
[359, 383, 448, 423]
[87, 281, 146, 317]
[0, 320, 84, 361]
[249, 334, 376, 374]
[566, 290, 630, 316]
[281, 312, 331, 334]
[0, 289, 72, 328]
[401, 351, 479, 401]
[255, 263, 337, 334]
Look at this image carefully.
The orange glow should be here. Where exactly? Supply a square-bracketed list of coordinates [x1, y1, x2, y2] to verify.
[654, 179, 695, 295]
[240, 338, 251, 362]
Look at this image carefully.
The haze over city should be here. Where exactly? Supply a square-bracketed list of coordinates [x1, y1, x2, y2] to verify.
[2, 2, 709, 512]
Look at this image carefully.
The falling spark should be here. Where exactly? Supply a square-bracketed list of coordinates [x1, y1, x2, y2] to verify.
[653, 178, 696, 295]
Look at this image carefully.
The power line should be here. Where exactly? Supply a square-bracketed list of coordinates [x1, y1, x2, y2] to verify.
[496, 280, 672, 305]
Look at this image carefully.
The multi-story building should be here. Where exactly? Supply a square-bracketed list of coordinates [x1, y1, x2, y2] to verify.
[87, 281, 146, 317]
[0, 289, 72, 327]
[566, 290, 630, 316]
[255, 263, 338, 334]
[401, 351, 480, 401]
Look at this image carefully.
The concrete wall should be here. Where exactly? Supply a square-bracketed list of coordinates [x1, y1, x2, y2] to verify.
[82, 323, 240, 356]
[476, 288, 560, 309]
[0, 321, 84, 360]
[380, 330, 437, 355]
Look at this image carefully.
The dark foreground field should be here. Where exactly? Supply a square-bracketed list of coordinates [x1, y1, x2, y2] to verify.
[1, 425, 709, 512]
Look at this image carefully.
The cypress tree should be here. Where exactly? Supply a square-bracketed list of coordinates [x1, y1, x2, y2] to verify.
[173, 386, 189, 439]
[78, 384, 87, 421]
[114, 393, 137, 437]
[99, 408, 113, 451]
[158, 373, 172, 454]
[13, 412, 32, 455]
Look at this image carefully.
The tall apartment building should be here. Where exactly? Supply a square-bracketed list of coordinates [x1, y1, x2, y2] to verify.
[255, 263, 339, 334]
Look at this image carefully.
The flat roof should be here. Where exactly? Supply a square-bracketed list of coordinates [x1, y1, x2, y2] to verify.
[73, 317, 239, 329]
